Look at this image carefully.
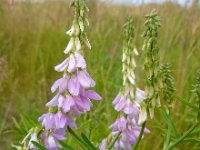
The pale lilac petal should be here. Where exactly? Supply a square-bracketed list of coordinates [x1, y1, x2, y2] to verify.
[67, 54, 76, 73]
[75, 53, 86, 69]
[114, 96, 126, 112]
[84, 90, 102, 100]
[75, 97, 92, 112]
[62, 95, 75, 112]
[123, 100, 134, 114]
[66, 115, 77, 129]
[53, 129, 66, 140]
[38, 113, 55, 130]
[51, 78, 62, 93]
[77, 70, 95, 88]
[71, 105, 81, 116]
[46, 94, 61, 107]
[99, 139, 107, 150]
[54, 112, 66, 129]
[68, 75, 80, 96]
[58, 95, 65, 107]
[47, 135, 59, 149]
[112, 93, 121, 105]
[55, 58, 69, 72]
[58, 76, 69, 93]
[144, 128, 150, 133]
[136, 88, 146, 104]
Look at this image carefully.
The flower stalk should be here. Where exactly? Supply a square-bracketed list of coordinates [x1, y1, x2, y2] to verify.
[14, 0, 101, 149]
[100, 17, 149, 150]
[142, 10, 162, 119]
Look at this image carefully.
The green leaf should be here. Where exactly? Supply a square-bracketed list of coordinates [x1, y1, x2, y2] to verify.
[160, 109, 180, 138]
[81, 133, 96, 150]
[183, 138, 200, 143]
[12, 117, 26, 134]
[68, 128, 89, 150]
[58, 141, 75, 150]
[31, 141, 48, 150]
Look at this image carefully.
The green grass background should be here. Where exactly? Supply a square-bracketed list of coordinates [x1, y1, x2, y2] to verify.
[0, 1, 200, 149]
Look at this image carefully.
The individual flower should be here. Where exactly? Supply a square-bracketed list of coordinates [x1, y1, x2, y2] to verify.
[54, 53, 86, 73]
[43, 129, 66, 150]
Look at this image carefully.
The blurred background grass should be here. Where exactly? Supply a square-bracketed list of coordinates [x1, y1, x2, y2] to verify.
[0, 0, 200, 149]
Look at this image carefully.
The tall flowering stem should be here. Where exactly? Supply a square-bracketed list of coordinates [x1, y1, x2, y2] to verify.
[99, 18, 149, 150]
[14, 0, 101, 149]
[142, 10, 162, 119]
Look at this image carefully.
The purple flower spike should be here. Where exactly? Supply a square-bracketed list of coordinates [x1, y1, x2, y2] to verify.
[20, 1, 101, 149]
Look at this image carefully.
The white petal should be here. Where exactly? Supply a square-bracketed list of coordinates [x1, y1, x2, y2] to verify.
[75, 38, 81, 51]
[79, 21, 84, 32]
[128, 75, 135, 85]
[84, 37, 91, 49]
[66, 26, 75, 36]
[134, 47, 139, 55]
[138, 108, 147, 125]
[64, 38, 74, 54]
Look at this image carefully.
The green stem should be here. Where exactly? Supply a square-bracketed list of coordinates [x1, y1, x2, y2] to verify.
[163, 109, 172, 150]
[164, 122, 199, 150]
[108, 132, 121, 150]
[133, 121, 146, 150]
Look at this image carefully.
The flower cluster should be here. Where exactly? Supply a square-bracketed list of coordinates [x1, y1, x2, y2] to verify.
[160, 64, 175, 109]
[38, 0, 101, 149]
[100, 18, 149, 150]
[142, 10, 162, 119]
[15, 1, 101, 149]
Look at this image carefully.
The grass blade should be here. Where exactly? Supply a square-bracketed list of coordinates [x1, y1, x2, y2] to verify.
[160, 109, 180, 138]
[68, 128, 89, 150]
[81, 133, 96, 150]
[58, 141, 75, 150]
[32, 141, 48, 150]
